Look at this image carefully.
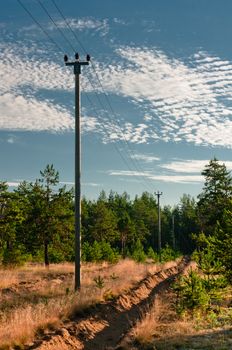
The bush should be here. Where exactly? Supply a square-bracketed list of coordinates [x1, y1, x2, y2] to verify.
[82, 241, 119, 263]
[47, 247, 66, 263]
[100, 241, 120, 263]
[159, 244, 179, 262]
[147, 247, 159, 262]
[2, 244, 31, 266]
[174, 269, 210, 314]
[131, 239, 146, 263]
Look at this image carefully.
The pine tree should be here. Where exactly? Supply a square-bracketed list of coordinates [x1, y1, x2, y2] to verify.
[197, 158, 232, 234]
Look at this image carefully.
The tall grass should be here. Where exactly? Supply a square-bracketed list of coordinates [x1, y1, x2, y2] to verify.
[132, 295, 195, 347]
[0, 259, 178, 349]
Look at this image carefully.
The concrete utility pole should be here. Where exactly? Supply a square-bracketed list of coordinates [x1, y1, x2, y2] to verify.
[155, 191, 163, 252]
[64, 53, 89, 290]
[172, 214, 175, 250]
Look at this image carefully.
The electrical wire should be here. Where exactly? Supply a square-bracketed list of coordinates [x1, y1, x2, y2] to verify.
[17, 0, 154, 192]
[36, 0, 76, 53]
[17, 0, 64, 54]
[81, 85, 153, 192]
[18, 0, 144, 187]
[50, 0, 155, 192]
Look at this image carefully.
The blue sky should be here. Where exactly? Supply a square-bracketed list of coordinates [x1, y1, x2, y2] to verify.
[1, 0, 232, 206]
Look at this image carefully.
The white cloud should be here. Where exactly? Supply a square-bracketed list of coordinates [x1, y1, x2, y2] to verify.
[81, 116, 100, 133]
[83, 182, 102, 187]
[149, 174, 203, 184]
[94, 47, 232, 148]
[0, 43, 74, 93]
[2, 38, 232, 148]
[160, 159, 232, 173]
[51, 18, 109, 36]
[0, 42, 101, 132]
[98, 121, 152, 144]
[107, 170, 203, 184]
[131, 153, 160, 163]
[20, 17, 109, 36]
[59, 181, 74, 185]
[0, 93, 74, 132]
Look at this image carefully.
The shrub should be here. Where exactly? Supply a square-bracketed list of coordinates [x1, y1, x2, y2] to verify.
[2, 244, 31, 266]
[131, 239, 146, 263]
[159, 244, 179, 263]
[174, 269, 210, 314]
[82, 241, 119, 263]
[147, 247, 159, 262]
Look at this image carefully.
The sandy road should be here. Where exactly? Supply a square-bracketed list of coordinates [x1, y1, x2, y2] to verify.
[23, 257, 190, 350]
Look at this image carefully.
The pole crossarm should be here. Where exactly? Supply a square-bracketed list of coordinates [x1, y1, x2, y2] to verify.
[65, 61, 89, 74]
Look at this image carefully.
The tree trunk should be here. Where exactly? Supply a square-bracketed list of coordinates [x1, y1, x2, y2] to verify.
[44, 240, 49, 267]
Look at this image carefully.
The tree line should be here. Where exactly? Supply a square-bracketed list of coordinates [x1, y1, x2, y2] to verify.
[0, 158, 231, 269]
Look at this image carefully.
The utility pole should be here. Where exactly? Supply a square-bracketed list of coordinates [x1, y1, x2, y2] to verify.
[172, 214, 175, 250]
[64, 53, 90, 290]
[155, 191, 163, 252]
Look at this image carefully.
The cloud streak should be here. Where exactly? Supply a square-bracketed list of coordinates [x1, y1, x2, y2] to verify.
[107, 170, 203, 184]
[160, 159, 232, 173]
[49, 17, 109, 36]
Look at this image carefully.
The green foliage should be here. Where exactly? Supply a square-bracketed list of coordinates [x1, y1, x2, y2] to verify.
[47, 247, 66, 263]
[100, 241, 120, 263]
[174, 269, 210, 314]
[93, 275, 105, 289]
[197, 158, 232, 235]
[131, 239, 146, 262]
[82, 241, 119, 263]
[193, 207, 232, 283]
[2, 244, 31, 266]
[14, 165, 74, 267]
[89, 201, 119, 243]
[147, 246, 159, 262]
[213, 209, 232, 282]
[159, 244, 180, 263]
[110, 272, 119, 280]
[1, 158, 230, 268]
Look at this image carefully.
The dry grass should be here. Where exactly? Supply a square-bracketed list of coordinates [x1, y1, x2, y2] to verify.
[0, 263, 74, 289]
[131, 286, 232, 350]
[0, 259, 179, 349]
[0, 299, 65, 349]
[132, 294, 196, 349]
[0, 269, 19, 289]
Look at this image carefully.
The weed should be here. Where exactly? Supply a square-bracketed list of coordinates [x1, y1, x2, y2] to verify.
[93, 275, 105, 289]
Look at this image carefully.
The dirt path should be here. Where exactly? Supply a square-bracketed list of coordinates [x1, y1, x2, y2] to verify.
[22, 257, 190, 350]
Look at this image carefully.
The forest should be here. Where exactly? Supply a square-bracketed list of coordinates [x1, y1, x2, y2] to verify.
[0, 158, 231, 274]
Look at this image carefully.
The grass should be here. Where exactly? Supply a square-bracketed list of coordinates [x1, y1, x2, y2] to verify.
[0, 301, 63, 349]
[131, 286, 232, 350]
[0, 262, 74, 289]
[0, 259, 177, 349]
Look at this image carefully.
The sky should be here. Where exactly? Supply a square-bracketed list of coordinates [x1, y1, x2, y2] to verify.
[0, 0, 232, 206]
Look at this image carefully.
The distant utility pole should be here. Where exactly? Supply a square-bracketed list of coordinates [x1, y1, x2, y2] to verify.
[172, 214, 175, 250]
[155, 191, 163, 252]
[64, 53, 90, 290]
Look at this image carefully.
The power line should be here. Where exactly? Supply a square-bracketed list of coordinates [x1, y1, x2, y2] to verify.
[17, 0, 64, 54]
[36, 0, 76, 53]
[18, 0, 154, 192]
[18, 0, 145, 188]
[49, 1, 154, 192]
[51, 0, 87, 54]
[82, 87, 153, 191]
